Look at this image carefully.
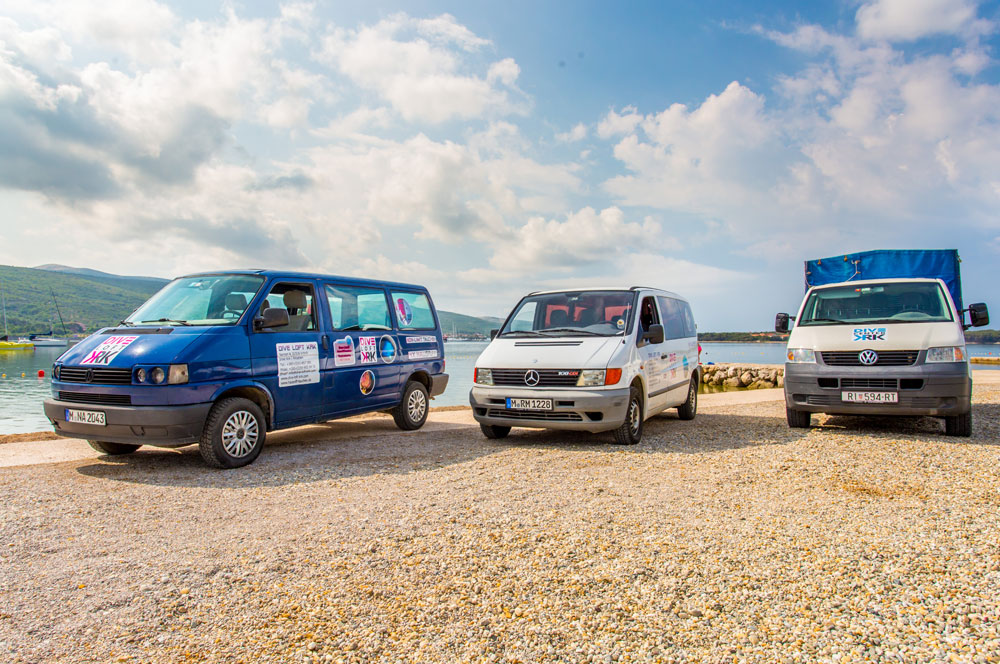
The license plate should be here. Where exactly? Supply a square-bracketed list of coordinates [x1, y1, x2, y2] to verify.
[505, 398, 553, 410]
[841, 391, 898, 404]
[65, 409, 106, 426]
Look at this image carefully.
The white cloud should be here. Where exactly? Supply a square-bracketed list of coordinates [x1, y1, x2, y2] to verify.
[855, 0, 989, 42]
[555, 122, 587, 142]
[597, 106, 642, 138]
[319, 13, 525, 124]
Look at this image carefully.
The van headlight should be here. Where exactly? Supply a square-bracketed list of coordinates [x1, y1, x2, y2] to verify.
[576, 370, 606, 387]
[474, 368, 493, 386]
[786, 348, 816, 363]
[926, 347, 965, 363]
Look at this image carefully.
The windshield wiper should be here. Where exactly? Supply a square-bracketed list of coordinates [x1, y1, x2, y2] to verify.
[499, 330, 547, 337]
[802, 317, 847, 325]
[540, 328, 605, 336]
[117, 320, 135, 327]
[140, 318, 192, 326]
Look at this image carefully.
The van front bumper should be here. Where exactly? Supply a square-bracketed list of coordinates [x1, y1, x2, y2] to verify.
[784, 362, 971, 416]
[43, 399, 213, 447]
[470, 385, 631, 433]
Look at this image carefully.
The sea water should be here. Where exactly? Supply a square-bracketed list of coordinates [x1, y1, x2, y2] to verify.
[0, 341, 997, 434]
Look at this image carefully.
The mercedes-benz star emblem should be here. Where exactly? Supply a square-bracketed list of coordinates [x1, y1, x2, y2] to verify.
[524, 370, 540, 387]
[859, 350, 878, 366]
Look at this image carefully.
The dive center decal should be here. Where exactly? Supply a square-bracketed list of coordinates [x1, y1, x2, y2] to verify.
[276, 341, 320, 387]
[854, 327, 887, 342]
[396, 298, 413, 326]
[359, 369, 375, 395]
[359, 336, 378, 363]
[333, 337, 355, 367]
[405, 335, 436, 344]
[80, 335, 139, 365]
[408, 349, 438, 360]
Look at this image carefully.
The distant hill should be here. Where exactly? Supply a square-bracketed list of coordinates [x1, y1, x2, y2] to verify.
[1, 264, 498, 337]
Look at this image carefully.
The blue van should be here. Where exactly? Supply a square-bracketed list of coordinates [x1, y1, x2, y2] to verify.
[42, 270, 449, 468]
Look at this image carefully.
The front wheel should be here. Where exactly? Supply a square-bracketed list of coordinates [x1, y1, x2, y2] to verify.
[87, 440, 140, 455]
[612, 386, 644, 445]
[392, 381, 429, 431]
[676, 376, 698, 420]
[480, 424, 511, 439]
[199, 397, 266, 469]
[786, 407, 811, 428]
[944, 411, 972, 437]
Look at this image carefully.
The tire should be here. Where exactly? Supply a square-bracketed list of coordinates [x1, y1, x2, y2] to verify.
[198, 397, 266, 469]
[613, 385, 644, 445]
[87, 440, 140, 455]
[480, 424, 511, 439]
[945, 411, 972, 437]
[392, 380, 429, 431]
[676, 376, 698, 420]
[786, 407, 811, 428]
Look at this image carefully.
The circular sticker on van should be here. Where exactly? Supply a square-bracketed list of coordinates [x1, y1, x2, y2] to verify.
[379, 335, 397, 363]
[396, 298, 413, 326]
[359, 370, 375, 395]
[616, 318, 625, 330]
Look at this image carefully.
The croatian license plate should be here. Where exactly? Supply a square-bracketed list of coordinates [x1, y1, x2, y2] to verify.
[65, 409, 106, 426]
[505, 398, 553, 411]
[841, 391, 898, 404]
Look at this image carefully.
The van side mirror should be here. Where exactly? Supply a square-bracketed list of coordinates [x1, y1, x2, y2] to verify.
[641, 323, 664, 345]
[490, 329, 499, 340]
[969, 302, 989, 328]
[775, 313, 790, 333]
[255, 307, 289, 330]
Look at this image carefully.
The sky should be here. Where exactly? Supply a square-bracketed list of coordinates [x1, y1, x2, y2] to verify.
[1, 0, 998, 330]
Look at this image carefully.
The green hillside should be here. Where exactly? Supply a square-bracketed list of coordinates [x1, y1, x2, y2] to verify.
[0, 265, 166, 335]
[0, 265, 499, 337]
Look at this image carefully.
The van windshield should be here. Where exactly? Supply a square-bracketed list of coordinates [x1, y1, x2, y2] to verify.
[125, 275, 266, 326]
[500, 291, 636, 337]
[798, 282, 953, 326]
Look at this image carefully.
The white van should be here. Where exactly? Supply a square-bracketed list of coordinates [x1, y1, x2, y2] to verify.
[777, 277, 989, 436]
[469, 287, 699, 444]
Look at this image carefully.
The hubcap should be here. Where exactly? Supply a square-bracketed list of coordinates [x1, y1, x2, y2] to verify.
[407, 389, 427, 422]
[222, 410, 258, 458]
[628, 399, 640, 436]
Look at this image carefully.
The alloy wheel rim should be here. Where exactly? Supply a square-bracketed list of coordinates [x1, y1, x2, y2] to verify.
[222, 410, 258, 458]
[407, 389, 427, 422]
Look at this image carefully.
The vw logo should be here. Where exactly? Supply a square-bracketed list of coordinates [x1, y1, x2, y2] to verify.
[524, 370, 540, 387]
[859, 350, 878, 366]
[85, 369, 94, 383]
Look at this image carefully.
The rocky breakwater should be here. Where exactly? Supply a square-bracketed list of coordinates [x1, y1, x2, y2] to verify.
[701, 364, 783, 389]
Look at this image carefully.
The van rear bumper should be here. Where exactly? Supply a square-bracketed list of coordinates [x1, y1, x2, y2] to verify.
[43, 399, 212, 447]
[783, 362, 971, 416]
[470, 385, 631, 433]
[429, 373, 449, 398]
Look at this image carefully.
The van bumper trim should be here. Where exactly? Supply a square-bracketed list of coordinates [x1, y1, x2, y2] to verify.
[43, 399, 213, 447]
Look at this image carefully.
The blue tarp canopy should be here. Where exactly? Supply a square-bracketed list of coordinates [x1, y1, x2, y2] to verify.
[804, 249, 962, 311]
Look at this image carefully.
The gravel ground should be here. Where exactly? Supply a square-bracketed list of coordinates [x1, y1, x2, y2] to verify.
[2, 383, 999, 664]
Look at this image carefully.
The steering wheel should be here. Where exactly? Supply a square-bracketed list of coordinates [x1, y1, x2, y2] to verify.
[222, 310, 241, 319]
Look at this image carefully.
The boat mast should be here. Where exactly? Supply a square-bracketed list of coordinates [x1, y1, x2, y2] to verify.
[1, 281, 8, 338]
[50, 287, 68, 336]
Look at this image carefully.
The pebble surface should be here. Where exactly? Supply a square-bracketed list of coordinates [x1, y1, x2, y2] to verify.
[1, 383, 999, 664]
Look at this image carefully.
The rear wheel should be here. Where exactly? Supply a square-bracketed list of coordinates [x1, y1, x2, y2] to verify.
[392, 381, 429, 431]
[87, 440, 140, 455]
[944, 411, 972, 437]
[676, 376, 698, 420]
[786, 407, 811, 428]
[199, 397, 266, 469]
[613, 386, 643, 445]
[480, 424, 511, 439]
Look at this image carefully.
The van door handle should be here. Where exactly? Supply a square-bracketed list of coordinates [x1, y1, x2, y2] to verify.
[322, 335, 329, 351]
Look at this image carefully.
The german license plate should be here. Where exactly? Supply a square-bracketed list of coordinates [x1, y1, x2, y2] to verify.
[65, 409, 106, 426]
[841, 391, 898, 404]
[505, 398, 553, 410]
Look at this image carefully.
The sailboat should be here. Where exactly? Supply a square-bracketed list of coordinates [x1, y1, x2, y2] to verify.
[0, 281, 33, 351]
[17, 288, 68, 347]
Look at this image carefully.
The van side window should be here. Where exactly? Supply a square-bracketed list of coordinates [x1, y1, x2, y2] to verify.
[657, 296, 691, 340]
[260, 283, 317, 332]
[325, 284, 391, 331]
[390, 291, 436, 330]
[680, 301, 697, 338]
[639, 296, 660, 333]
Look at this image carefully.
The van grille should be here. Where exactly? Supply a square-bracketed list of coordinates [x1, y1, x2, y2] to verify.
[490, 369, 581, 387]
[840, 378, 898, 390]
[486, 409, 583, 421]
[820, 351, 919, 366]
[59, 367, 133, 385]
[59, 391, 132, 405]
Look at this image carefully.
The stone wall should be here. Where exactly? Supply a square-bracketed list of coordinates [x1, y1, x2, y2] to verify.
[700, 364, 784, 389]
